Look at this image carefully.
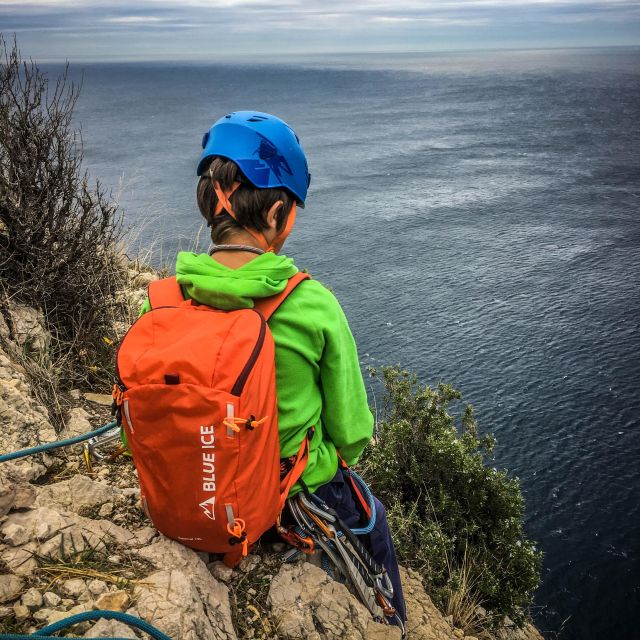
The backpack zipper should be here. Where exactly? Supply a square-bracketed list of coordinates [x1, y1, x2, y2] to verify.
[231, 310, 266, 396]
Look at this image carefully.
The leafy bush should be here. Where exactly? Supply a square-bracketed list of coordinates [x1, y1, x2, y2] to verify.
[360, 366, 541, 630]
[0, 35, 126, 402]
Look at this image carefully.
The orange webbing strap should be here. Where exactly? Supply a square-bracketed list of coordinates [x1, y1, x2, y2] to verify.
[147, 276, 186, 309]
[338, 454, 372, 520]
[279, 428, 314, 511]
[253, 272, 310, 321]
[213, 180, 271, 252]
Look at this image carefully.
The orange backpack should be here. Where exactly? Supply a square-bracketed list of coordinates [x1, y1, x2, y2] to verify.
[113, 272, 310, 566]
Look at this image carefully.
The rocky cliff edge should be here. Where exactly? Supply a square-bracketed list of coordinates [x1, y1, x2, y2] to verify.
[0, 265, 543, 640]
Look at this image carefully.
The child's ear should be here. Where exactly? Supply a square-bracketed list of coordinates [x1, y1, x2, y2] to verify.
[265, 200, 283, 230]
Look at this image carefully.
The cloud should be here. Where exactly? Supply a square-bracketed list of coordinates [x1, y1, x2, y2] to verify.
[1, 0, 639, 57]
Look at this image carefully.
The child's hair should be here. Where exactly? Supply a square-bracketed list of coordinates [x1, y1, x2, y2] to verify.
[197, 157, 295, 244]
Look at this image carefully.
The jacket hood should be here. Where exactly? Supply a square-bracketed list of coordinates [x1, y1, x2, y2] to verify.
[175, 251, 298, 310]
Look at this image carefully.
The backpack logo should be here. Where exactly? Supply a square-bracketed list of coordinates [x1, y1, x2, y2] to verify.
[200, 424, 217, 520]
[199, 496, 216, 520]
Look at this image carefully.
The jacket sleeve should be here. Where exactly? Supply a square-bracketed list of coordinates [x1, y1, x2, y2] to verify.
[318, 292, 374, 466]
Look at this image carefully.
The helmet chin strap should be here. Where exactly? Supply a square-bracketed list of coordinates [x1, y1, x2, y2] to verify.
[213, 180, 296, 253]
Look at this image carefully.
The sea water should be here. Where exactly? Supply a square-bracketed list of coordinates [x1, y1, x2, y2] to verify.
[46, 47, 640, 639]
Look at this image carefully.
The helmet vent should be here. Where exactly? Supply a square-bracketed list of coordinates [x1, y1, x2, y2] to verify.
[247, 115, 268, 123]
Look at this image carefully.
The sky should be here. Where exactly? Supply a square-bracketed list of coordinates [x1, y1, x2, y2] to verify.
[1, 0, 639, 61]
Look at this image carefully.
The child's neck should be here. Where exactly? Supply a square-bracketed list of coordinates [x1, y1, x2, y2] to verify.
[209, 232, 271, 269]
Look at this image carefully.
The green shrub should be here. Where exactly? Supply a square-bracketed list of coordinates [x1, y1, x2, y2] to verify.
[360, 366, 541, 629]
[0, 35, 126, 402]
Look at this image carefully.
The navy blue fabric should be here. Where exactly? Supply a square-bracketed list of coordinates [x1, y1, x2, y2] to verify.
[314, 469, 407, 623]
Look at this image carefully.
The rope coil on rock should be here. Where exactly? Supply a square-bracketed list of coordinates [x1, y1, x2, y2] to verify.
[0, 609, 171, 640]
[0, 421, 117, 463]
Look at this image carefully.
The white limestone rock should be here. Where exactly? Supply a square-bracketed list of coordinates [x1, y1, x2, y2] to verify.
[93, 590, 130, 612]
[134, 537, 236, 639]
[0, 348, 56, 467]
[0, 573, 24, 604]
[3, 302, 50, 357]
[87, 579, 109, 596]
[1, 522, 30, 546]
[43, 591, 62, 608]
[2, 541, 38, 576]
[35, 474, 122, 513]
[134, 569, 235, 640]
[400, 566, 460, 640]
[83, 617, 139, 639]
[21, 587, 43, 610]
[1, 506, 67, 543]
[64, 407, 93, 438]
[267, 560, 377, 640]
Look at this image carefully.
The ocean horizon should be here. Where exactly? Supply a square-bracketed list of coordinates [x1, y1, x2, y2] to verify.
[44, 46, 640, 640]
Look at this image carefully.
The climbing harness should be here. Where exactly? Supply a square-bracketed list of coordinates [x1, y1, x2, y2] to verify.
[0, 609, 171, 639]
[282, 473, 407, 637]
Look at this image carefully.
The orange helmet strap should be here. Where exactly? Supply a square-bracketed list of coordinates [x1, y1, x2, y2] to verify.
[212, 181, 296, 253]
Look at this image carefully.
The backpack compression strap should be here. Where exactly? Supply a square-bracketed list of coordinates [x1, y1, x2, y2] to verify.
[147, 276, 184, 309]
[253, 271, 310, 320]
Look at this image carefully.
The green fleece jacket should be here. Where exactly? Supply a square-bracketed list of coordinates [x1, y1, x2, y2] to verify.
[139, 251, 373, 493]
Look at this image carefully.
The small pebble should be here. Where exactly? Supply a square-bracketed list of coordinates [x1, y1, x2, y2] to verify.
[94, 590, 130, 612]
[87, 579, 108, 596]
[98, 502, 113, 517]
[209, 560, 233, 583]
[2, 523, 30, 546]
[21, 587, 43, 610]
[13, 603, 30, 620]
[238, 554, 260, 573]
[33, 608, 54, 623]
[62, 578, 87, 598]
[43, 591, 61, 607]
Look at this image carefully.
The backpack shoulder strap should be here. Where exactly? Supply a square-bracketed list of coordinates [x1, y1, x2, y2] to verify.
[148, 276, 185, 309]
[253, 272, 310, 321]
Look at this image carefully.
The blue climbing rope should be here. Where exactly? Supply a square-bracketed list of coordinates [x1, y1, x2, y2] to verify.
[347, 470, 377, 536]
[308, 469, 377, 536]
[0, 609, 172, 640]
[0, 421, 117, 463]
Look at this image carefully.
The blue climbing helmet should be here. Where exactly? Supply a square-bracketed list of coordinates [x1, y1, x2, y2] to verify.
[197, 111, 311, 206]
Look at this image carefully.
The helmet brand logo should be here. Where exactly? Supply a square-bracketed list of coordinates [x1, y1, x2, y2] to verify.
[255, 134, 293, 179]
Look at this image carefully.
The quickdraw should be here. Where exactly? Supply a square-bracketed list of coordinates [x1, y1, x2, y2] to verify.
[282, 483, 406, 638]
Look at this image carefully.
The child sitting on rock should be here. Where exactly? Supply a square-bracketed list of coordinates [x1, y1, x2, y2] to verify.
[130, 111, 406, 626]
